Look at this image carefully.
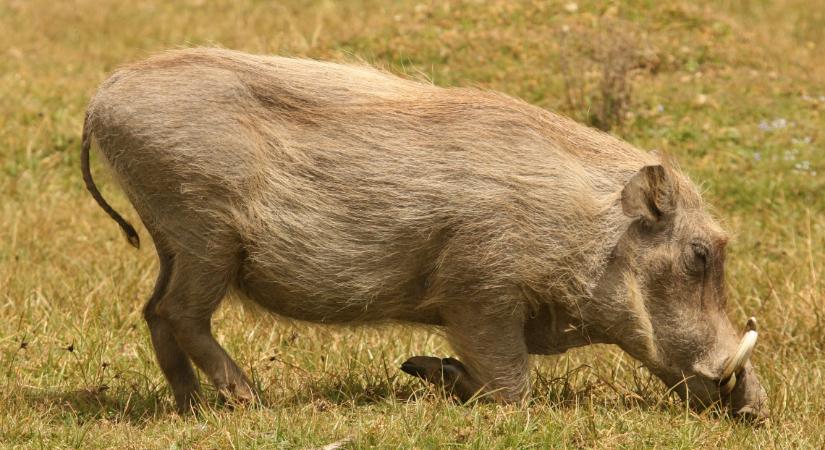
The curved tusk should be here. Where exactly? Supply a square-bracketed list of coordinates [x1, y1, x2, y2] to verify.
[720, 317, 758, 394]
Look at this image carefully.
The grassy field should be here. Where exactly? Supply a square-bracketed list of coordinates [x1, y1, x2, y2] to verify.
[1, 0, 823, 448]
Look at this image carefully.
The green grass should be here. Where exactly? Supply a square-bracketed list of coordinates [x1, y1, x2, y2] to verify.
[1, 0, 823, 448]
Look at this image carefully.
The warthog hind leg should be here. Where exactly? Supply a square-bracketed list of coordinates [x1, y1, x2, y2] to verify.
[151, 250, 256, 411]
[143, 246, 201, 412]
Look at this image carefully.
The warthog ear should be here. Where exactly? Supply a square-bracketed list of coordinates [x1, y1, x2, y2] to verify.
[621, 165, 676, 223]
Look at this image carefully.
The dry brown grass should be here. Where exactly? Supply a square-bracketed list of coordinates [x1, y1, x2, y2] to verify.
[559, 17, 658, 131]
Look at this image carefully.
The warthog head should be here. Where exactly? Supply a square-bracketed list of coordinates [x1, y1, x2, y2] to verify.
[588, 164, 768, 420]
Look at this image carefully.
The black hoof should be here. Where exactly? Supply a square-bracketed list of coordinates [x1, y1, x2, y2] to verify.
[400, 356, 442, 379]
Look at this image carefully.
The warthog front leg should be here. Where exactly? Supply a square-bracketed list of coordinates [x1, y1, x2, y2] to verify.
[402, 302, 530, 404]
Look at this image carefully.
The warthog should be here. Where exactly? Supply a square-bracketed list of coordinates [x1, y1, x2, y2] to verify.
[81, 48, 768, 419]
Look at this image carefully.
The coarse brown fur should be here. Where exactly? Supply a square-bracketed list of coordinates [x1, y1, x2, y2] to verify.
[81, 48, 767, 417]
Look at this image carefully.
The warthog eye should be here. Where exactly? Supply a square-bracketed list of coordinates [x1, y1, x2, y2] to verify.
[686, 241, 709, 274]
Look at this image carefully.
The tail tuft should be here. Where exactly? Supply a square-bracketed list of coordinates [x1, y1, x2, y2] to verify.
[125, 223, 141, 249]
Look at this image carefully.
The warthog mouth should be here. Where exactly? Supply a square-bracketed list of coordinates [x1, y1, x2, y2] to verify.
[719, 317, 759, 395]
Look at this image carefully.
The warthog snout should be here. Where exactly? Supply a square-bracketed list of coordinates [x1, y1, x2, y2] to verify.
[656, 316, 768, 421]
[728, 363, 769, 421]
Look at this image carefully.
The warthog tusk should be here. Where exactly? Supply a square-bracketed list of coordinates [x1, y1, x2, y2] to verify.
[720, 317, 758, 394]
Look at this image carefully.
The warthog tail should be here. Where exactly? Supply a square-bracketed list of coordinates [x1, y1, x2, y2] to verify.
[80, 111, 140, 249]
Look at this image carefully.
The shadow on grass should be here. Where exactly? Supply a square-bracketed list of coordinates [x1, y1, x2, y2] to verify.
[269, 372, 424, 408]
[261, 362, 677, 415]
[14, 365, 716, 424]
[18, 385, 169, 424]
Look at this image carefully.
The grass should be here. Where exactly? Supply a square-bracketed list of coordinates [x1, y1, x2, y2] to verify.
[1, 0, 823, 448]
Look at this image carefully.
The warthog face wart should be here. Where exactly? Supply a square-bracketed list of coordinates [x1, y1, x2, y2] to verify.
[80, 48, 767, 420]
